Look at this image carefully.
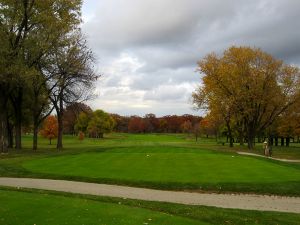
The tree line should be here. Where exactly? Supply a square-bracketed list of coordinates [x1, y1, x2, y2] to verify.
[193, 46, 300, 149]
[37, 104, 203, 141]
[112, 114, 202, 134]
[0, 0, 98, 152]
[61, 105, 202, 136]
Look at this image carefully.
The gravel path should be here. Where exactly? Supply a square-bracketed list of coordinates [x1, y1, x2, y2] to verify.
[237, 152, 300, 163]
[1, 178, 300, 213]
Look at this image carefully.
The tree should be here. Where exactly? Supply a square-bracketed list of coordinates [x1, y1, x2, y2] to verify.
[162, 115, 184, 133]
[181, 120, 193, 134]
[28, 0, 84, 151]
[78, 131, 85, 141]
[193, 122, 201, 142]
[63, 102, 92, 134]
[87, 110, 115, 138]
[0, 0, 33, 151]
[0, 0, 87, 151]
[40, 116, 58, 145]
[111, 114, 130, 132]
[276, 101, 300, 146]
[49, 32, 98, 150]
[128, 117, 145, 133]
[199, 118, 215, 138]
[75, 112, 91, 134]
[144, 113, 159, 133]
[158, 119, 168, 132]
[193, 46, 300, 149]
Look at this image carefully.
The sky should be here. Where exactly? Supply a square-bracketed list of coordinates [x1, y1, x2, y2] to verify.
[81, 0, 300, 117]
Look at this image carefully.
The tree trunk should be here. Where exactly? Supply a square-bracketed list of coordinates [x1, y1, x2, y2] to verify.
[32, 102, 54, 151]
[274, 136, 278, 146]
[247, 138, 254, 150]
[226, 122, 233, 147]
[281, 137, 284, 146]
[247, 130, 255, 150]
[286, 137, 290, 147]
[230, 137, 234, 147]
[269, 136, 274, 146]
[32, 91, 39, 151]
[0, 110, 8, 153]
[229, 137, 233, 147]
[57, 114, 63, 150]
[33, 122, 38, 151]
[0, 83, 10, 152]
[56, 115, 63, 150]
[15, 118, 22, 150]
[56, 97, 64, 150]
[11, 87, 23, 150]
[239, 133, 244, 145]
[7, 119, 13, 148]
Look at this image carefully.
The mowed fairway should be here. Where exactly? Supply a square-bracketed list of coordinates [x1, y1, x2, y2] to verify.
[21, 134, 300, 195]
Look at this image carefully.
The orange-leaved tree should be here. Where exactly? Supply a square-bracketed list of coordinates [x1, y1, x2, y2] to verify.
[40, 116, 58, 145]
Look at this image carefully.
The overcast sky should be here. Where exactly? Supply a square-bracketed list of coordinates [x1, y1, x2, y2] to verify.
[81, 0, 300, 116]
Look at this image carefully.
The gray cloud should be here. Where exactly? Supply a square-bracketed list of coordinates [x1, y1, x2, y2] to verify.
[82, 0, 300, 116]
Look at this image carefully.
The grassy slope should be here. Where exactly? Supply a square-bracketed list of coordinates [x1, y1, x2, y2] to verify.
[1, 134, 300, 195]
[1, 187, 300, 225]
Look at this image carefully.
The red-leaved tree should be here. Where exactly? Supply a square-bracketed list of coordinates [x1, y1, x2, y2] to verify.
[128, 117, 145, 133]
[40, 116, 58, 145]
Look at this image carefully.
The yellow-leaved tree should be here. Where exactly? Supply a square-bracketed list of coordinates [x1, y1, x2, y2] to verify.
[193, 46, 300, 149]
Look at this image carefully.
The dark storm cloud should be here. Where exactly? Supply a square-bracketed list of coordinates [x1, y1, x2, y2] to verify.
[82, 0, 300, 116]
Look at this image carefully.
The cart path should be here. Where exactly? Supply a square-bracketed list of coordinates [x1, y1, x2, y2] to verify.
[1, 178, 300, 213]
[237, 152, 300, 163]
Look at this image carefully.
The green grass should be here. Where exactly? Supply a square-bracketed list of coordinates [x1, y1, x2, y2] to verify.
[22, 146, 300, 194]
[1, 134, 300, 195]
[0, 188, 205, 225]
[1, 187, 300, 225]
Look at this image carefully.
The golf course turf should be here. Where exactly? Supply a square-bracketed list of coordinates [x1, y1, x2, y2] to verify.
[0, 134, 300, 224]
[1, 134, 300, 195]
[0, 188, 205, 225]
[12, 133, 299, 196]
[1, 187, 300, 225]
[22, 146, 300, 194]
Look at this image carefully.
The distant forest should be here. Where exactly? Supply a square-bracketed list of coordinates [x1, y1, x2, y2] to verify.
[61, 103, 202, 135]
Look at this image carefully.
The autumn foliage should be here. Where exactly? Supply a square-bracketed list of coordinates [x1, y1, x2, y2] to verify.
[40, 116, 58, 145]
[193, 46, 300, 149]
[87, 110, 115, 138]
[111, 114, 202, 134]
[128, 117, 145, 133]
[78, 131, 85, 141]
[75, 109, 115, 138]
